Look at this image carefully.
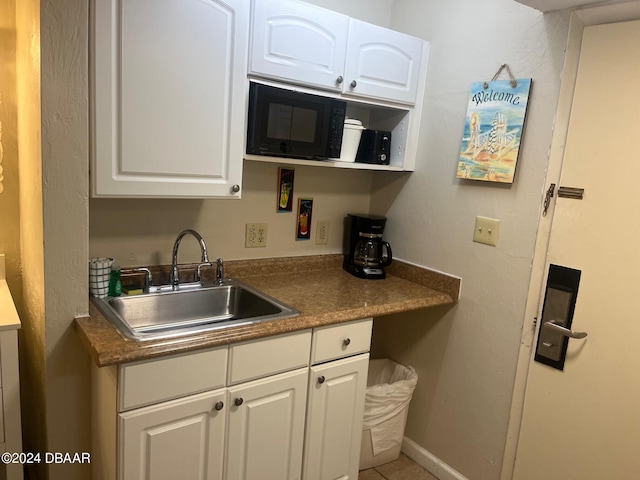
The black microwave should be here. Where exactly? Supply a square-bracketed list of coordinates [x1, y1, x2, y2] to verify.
[246, 82, 347, 160]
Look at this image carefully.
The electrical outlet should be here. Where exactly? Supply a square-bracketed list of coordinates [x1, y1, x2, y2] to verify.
[473, 216, 500, 246]
[316, 221, 329, 245]
[245, 223, 267, 248]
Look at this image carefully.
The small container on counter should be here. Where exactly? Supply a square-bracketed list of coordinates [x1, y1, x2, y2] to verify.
[108, 260, 122, 297]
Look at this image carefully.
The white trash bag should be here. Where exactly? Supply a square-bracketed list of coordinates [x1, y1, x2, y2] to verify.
[362, 359, 418, 456]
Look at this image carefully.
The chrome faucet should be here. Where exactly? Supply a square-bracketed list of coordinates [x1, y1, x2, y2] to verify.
[170, 229, 209, 288]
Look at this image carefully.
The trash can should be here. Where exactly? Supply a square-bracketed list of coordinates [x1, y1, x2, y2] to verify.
[359, 358, 418, 470]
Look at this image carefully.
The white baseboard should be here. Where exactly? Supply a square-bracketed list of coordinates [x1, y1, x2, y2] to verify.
[401, 436, 469, 480]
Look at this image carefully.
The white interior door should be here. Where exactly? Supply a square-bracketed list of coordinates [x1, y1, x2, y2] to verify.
[513, 20, 640, 479]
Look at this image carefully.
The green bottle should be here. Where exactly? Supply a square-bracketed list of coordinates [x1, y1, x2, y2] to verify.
[109, 260, 122, 297]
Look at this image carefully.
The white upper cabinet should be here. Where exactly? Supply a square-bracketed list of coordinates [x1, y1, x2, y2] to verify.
[249, 0, 349, 91]
[91, 0, 249, 198]
[344, 19, 424, 105]
[249, 0, 428, 106]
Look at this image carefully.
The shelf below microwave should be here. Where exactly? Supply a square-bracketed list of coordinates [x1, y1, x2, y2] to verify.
[243, 154, 407, 172]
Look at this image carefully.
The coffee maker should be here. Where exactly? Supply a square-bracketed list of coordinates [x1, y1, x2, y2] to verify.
[344, 214, 393, 279]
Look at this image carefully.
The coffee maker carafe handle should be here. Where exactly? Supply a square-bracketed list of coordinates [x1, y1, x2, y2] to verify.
[381, 241, 392, 267]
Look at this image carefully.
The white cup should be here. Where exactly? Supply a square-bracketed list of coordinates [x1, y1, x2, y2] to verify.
[332, 119, 365, 163]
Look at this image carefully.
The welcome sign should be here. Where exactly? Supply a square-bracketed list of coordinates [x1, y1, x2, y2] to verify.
[457, 79, 532, 183]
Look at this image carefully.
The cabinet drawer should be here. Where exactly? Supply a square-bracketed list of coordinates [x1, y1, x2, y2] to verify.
[228, 330, 311, 385]
[118, 346, 228, 411]
[311, 319, 372, 365]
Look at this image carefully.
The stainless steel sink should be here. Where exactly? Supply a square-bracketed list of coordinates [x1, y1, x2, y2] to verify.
[91, 279, 299, 341]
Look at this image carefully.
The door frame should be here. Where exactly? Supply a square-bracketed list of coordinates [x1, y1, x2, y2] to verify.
[500, 2, 640, 479]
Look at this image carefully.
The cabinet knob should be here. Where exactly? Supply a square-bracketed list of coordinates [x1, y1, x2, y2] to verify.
[231, 184, 240, 193]
[350, 80, 357, 88]
[336, 75, 344, 84]
[214, 401, 224, 411]
[234, 397, 244, 406]
[317, 376, 326, 385]
[343, 338, 351, 347]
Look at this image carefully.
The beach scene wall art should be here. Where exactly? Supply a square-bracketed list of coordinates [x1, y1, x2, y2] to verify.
[457, 79, 532, 183]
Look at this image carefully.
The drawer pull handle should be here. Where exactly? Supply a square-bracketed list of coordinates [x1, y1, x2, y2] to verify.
[350, 80, 357, 88]
[214, 401, 224, 411]
[234, 397, 244, 406]
[317, 376, 326, 385]
[336, 75, 344, 84]
[343, 338, 351, 347]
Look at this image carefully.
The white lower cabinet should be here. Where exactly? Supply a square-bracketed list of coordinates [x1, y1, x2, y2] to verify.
[304, 354, 369, 480]
[94, 322, 372, 480]
[118, 368, 308, 480]
[119, 388, 227, 480]
[226, 368, 308, 480]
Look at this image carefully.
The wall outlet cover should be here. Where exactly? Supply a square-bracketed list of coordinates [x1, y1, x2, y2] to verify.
[245, 223, 267, 248]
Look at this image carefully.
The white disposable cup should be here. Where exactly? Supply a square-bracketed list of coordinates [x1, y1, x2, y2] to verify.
[333, 119, 365, 163]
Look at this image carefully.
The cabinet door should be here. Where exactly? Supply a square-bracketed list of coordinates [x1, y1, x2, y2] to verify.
[119, 389, 227, 480]
[91, 0, 249, 198]
[304, 354, 369, 480]
[225, 368, 308, 480]
[250, 0, 349, 91]
[343, 19, 424, 105]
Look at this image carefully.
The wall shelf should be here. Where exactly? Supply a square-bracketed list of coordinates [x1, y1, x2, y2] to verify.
[243, 155, 405, 171]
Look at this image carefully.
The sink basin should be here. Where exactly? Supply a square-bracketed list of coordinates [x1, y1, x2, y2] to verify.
[91, 279, 300, 341]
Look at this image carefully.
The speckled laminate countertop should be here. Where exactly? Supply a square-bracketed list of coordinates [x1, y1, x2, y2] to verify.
[75, 255, 460, 367]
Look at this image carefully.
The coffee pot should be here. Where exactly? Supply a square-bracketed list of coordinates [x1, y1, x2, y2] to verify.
[354, 235, 392, 270]
[344, 214, 393, 279]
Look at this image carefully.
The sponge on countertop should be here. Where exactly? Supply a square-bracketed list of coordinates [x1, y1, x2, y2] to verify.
[122, 286, 144, 295]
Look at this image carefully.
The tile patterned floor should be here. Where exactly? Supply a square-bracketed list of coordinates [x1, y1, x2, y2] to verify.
[358, 454, 439, 480]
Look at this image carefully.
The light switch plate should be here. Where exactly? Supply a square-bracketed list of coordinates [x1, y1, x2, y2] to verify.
[473, 216, 500, 246]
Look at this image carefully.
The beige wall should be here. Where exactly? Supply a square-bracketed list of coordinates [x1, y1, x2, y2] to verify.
[2, 0, 49, 478]
[90, 162, 373, 266]
[369, 1, 571, 479]
[40, 0, 91, 478]
[0, 0, 21, 290]
[305, 0, 392, 26]
[16, 0, 48, 478]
